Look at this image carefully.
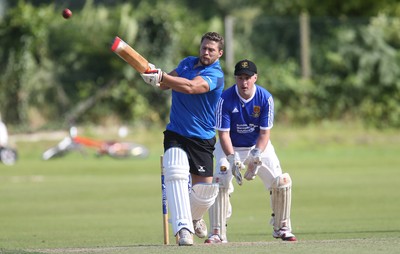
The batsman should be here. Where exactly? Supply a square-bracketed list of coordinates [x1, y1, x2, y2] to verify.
[206, 59, 297, 243]
[140, 32, 225, 246]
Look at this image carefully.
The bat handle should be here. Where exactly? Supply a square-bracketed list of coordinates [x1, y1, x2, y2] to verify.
[144, 69, 159, 74]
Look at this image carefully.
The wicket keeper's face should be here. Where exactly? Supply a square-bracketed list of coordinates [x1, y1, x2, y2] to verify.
[199, 39, 223, 66]
[235, 74, 257, 99]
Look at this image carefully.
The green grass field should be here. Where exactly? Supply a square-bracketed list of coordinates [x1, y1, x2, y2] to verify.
[1, 124, 399, 254]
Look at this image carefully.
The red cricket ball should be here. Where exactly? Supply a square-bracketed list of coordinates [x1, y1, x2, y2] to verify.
[62, 8, 72, 19]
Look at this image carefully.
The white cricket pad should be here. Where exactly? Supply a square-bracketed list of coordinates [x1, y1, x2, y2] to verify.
[190, 183, 219, 220]
[208, 187, 229, 241]
[270, 173, 292, 230]
[163, 147, 194, 235]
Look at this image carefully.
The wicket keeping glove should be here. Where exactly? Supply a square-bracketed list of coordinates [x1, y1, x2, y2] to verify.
[227, 152, 244, 186]
[243, 148, 262, 181]
[140, 63, 163, 87]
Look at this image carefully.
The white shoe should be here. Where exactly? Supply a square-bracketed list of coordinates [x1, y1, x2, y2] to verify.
[178, 228, 193, 246]
[273, 227, 297, 241]
[204, 234, 227, 244]
[193, 219, 207, 238]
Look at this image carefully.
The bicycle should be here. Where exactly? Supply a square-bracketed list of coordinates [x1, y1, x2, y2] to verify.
[42, 127, 149, 160]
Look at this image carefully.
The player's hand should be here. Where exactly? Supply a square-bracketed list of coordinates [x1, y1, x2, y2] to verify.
[243, 148, 262, 181]
[148, 63, 156, 70]
[227, 152, 244, 186]
[244, 163, 260, 181]
[140, 65, 163, 87]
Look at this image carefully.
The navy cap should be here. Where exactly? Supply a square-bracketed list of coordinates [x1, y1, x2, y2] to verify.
[234, 59, 257, 76]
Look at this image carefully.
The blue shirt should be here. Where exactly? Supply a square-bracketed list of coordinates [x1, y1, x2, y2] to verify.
[215, 85, 274, 147]
[166, 56, 224, 139]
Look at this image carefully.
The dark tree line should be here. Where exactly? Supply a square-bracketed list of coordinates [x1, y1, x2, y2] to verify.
[1, 0, 399, 130]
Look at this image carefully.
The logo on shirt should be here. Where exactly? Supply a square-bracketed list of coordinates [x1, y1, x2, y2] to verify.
[232, 107, 239, 113]
[198, 165, 206, 172]
[252, 106, 261, 118]
[236, 124, 257, 134]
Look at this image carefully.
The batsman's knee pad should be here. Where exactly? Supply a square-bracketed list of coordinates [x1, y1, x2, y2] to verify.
[190, 183, 219, 220]
[270, 173, 292, 230]
[208, 187, 229, 241]
[163, 147, 193, 234]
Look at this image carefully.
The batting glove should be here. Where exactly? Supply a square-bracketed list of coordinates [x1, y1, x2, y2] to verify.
[140, 63, 163, 87]
[227, 152, 244, 186]
[243, 148, 262, 181]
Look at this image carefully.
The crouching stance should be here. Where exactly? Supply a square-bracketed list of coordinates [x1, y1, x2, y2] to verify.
[206, 59, 296, 243]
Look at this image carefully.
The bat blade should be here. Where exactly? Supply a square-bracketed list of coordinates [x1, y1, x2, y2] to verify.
[111, 36, 151, 73]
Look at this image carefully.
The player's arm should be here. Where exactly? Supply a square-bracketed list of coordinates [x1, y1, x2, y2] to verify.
[159, 70, 210, 94]
[216, 98, 234, 155]
[255, 129, 270, 152]
[254, 95, 274, 153]
[218, 130, 235, 156]
[157, 70, 176, 90]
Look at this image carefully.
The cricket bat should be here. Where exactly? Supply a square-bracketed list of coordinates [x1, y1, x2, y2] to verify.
[160, 155, 169, 245]
[111, 36, 153, 73]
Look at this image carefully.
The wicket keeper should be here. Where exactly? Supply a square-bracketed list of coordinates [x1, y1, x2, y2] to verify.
[206, 59, 297, 243]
